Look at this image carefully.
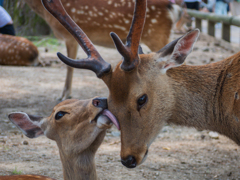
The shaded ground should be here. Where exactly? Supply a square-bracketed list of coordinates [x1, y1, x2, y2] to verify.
[0, 33, 240, 180]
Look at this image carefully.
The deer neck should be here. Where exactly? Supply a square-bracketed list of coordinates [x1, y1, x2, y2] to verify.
[58, 148, 97, 180]
[167, 57, 240, 141]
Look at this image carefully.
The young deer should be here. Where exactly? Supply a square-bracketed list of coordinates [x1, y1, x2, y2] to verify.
[0, 34, 39, 66]
[6, 98, 119, 180]
[45, 0, 240, 169]
[25, 0, 178, 100]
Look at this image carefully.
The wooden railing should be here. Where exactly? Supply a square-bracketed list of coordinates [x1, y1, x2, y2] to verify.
[187, 9, 240, 42]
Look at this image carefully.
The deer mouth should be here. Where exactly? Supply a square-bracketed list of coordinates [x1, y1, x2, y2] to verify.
[96, 109, 120, 130]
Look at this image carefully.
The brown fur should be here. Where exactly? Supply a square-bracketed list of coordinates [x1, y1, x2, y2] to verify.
[25, 0, 175, 99]
[175, 8, 191, 33]
[0, 174, 56, 180]
[0, 175, 56, 180]
[104, 50, 240, 166]
[38, 0, 239, 169]
[8, 98, 112, 180]
[0, 34, 38, 66]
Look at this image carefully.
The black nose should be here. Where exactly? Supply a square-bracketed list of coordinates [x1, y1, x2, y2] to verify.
[92, 97, 108, 109]
[121, 155, 137, 168]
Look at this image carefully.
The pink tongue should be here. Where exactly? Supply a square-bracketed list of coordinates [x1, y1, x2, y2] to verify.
[102, 109, 120, 130]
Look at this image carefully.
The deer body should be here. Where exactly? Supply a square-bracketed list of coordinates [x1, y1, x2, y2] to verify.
[25, 0, 178, 100]
[8, 98, 119, 180]
[40, 0, 240, 170]
[0, 34, 39, 66]
[167, 56, 240, 144]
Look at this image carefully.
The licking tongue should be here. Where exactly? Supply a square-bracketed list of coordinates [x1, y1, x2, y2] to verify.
[102, 109, 120, 130]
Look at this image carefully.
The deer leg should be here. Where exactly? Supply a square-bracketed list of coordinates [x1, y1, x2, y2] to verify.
[60, 39, 78, 100]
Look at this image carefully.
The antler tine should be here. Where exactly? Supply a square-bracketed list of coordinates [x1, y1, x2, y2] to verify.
[110, 0, 147, 71]
[41, 0, 111, 78]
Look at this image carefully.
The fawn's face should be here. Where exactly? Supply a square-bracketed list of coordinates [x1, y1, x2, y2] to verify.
[9, 98, 119, 155]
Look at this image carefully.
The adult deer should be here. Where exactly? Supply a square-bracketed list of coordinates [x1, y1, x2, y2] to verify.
[0, 34, 39, 66]
[45, 0, 240, 169]
[6, 97, 119, 180]
[25, 0, 179, 100]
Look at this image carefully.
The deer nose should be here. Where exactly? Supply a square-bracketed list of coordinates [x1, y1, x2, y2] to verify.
[92, 97, 108, 109]
[121, 155, 137, 168]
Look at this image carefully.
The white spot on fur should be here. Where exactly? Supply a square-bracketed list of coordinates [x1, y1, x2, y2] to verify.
[92, 6, 97, 11]
[66, 3, 70, 7]
[113, 24, 126, 31]
[78, 10, 85, 15]
[151, 19, 157, 23]
[123, 18, 130, 24]
[71, 8, 76, 13]
[151, 6, 156, 11]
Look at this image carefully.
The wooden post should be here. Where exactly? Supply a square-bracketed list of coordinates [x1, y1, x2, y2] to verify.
[195, 18, 202, 31]
[208, 20, 215, 37]
[222, 23, 230, 42]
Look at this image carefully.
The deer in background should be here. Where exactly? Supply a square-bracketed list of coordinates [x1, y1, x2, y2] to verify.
[24, 0, 180, 100]
[174, 8, 192, 33]
[6, 97, 119, 180]
[0, 34, 39, 66]
[45, 0, 240, 170]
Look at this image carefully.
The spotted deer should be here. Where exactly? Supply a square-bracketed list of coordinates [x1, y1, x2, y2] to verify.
[24, 0, 180, 100]
[0, 34, 39, 66]
[6, 98, 119, 180]
[44, 0, 240, 169]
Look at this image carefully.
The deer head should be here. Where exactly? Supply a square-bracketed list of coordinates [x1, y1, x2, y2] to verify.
[9, 98, 119, 155]
[9, 97, 119, 180]
[42, 0, 199, 168]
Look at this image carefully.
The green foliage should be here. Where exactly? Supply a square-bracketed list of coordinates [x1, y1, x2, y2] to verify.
[3, 0, 51, 36]
[11, 167, 22, 175]
[24, 36, 64, 52]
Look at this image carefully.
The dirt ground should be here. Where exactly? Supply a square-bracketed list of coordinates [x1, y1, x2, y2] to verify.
[0, 32, 240, 180]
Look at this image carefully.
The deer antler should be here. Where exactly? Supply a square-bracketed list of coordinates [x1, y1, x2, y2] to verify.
[41, 0, 111, 78]
[110, 0, 147, 71]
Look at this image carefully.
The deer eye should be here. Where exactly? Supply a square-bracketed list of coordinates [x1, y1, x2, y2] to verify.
[55, 111, 67, 120]
[137, 94, 148, 111]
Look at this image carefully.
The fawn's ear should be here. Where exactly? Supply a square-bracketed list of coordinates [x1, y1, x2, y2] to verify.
[8, 112, 44, 138]
[157, 29, 200, 72]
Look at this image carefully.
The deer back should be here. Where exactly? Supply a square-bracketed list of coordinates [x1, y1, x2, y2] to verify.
[0, 34, 38, 66]
[25, 0, 175, 51]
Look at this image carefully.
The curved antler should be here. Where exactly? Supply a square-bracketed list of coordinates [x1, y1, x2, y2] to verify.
[110, 0, 147, 71]
[41, 0, 111, 78]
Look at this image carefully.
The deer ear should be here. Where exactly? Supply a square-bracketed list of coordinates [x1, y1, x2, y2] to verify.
[158, 29, 200, 71]
[8, 112, 44, 138]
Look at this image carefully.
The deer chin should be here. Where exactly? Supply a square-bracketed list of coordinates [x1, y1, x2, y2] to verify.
[96, 109, 120, 130]
[138, 149, 149, 166]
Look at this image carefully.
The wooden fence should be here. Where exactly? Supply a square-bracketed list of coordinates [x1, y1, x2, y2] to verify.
[187, 9, 240, 42]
